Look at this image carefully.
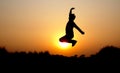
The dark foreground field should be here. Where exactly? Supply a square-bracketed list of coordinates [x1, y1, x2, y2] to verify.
[0, 46, 120, 66]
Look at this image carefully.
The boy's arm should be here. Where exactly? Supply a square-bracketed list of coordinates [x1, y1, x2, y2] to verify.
[74, 23, 85, 35]
[69, 7, 75, 16]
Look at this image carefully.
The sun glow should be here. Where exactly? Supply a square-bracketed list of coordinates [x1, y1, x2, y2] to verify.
[52, 32, 72, 50]
[59, 42, 71, 49]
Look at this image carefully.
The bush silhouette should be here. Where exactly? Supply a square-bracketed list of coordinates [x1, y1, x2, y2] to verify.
[0, 46, 120, 65]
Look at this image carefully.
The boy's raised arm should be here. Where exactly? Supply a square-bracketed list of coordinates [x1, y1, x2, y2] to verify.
[69, 7, 75, 16]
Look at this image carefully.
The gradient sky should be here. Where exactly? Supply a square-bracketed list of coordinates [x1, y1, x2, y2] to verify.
[0, 0, 120, 57]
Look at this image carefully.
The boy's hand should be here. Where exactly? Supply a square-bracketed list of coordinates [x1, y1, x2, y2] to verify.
[71, 7, 75, 10]
[81, 31, 85, 35]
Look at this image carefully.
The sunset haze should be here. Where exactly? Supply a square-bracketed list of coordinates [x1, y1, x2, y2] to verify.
[0, 0, 120, 57]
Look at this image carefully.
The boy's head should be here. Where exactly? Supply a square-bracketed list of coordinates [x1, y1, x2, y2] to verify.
[69, 14, 76, 20]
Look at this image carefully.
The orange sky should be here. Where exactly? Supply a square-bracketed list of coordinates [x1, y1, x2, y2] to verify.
[0, 0, 120, 57]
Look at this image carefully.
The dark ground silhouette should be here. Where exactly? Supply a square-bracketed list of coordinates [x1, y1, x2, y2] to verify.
[0, 46, 120, 66]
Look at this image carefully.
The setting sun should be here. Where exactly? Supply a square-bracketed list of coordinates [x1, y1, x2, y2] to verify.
[59, 42, 71, 49]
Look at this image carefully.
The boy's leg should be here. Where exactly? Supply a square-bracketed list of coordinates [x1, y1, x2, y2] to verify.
[71, 40, 77, 47]
[68, 40, 77, 47]
[59, 36, 77, 46]
[59, 36, 68, 42]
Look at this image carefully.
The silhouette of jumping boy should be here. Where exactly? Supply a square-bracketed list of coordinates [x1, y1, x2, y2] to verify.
[59, 8, 85, 47]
